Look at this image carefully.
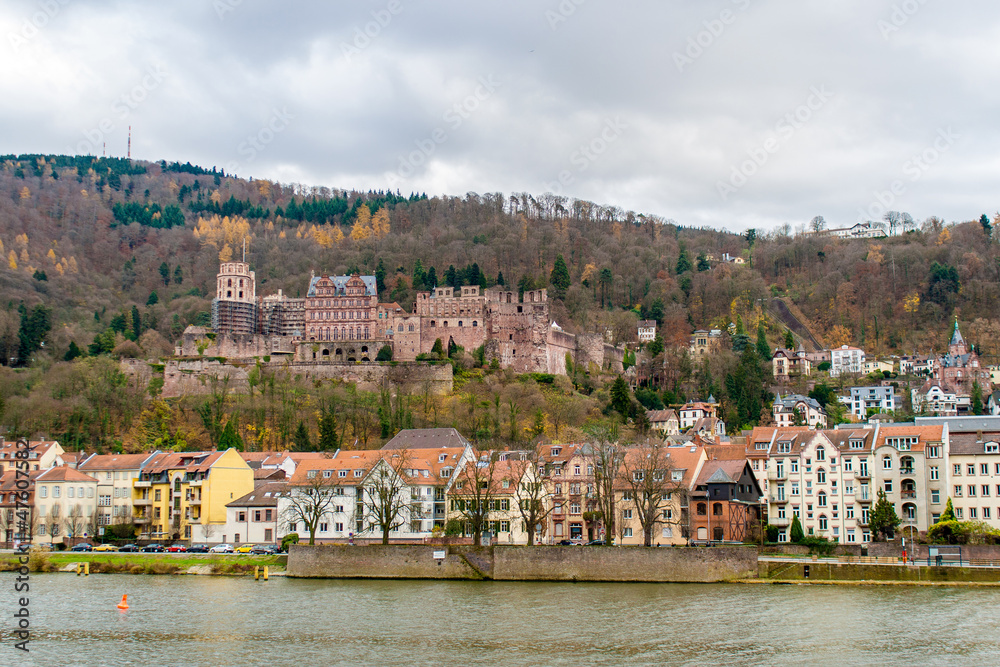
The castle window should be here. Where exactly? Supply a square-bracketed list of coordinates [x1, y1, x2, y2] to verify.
[459, 321, 463, 327]
[408, 324, 414, 332]
[472, 321, 478, 327]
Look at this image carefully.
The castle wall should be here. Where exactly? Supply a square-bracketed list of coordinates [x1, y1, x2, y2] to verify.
[546, 329, 576, 375]
[159, 359, 453, 397]
[176, 328, 296, 359]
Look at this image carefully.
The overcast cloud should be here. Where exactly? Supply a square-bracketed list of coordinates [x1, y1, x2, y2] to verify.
[1, 0, 997, 231]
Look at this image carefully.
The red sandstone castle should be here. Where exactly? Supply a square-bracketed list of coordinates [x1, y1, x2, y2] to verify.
[207, 260, 622, 375]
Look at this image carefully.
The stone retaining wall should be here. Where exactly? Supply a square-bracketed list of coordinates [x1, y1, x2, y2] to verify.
[287, 544, 758, 582]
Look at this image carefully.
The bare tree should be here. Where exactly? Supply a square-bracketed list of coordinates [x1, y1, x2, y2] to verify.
[362, 450, 412, 544]
[285, 469, 341, 545]
[453, 450, 501, 546]
[810, 215, 826, 233]
[509, 445, 553, 546]
[883, 211, 902, 236]
[618, 441, 686, 547]
[65, 505, 87, 543]
[586, 422, 625, 545]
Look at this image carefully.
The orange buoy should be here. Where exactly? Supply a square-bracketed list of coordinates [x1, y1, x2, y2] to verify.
[117, 594, 129, 610]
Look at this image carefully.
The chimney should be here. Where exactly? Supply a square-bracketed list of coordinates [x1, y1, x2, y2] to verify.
[977, 430, 983, 443]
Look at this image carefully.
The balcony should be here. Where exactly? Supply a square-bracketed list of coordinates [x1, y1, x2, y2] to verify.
[134, 481, 151, 488]
[188, 479, 203, 487]
[855, 472, 871, 481]
[857, 495, 872, 504]
[188, 498, 202, 505]
[902, 517, 918, 525]
[768, 471, 787, 481]
[134, 516, 150, 524]
[899, 468, 915, 475]
[768, 516, 790, 527]
[772, 496, 788, 504]
[134, 498, 152, 506]
[901, 491, 917, 500]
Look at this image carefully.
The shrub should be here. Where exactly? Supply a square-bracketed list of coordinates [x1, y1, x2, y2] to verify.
[789, 515, 804, 543]
[799, 536, 836, 556]
[766, 525, 780, 543]
[444, 519, 463, 536]
[281, 533, 300, 551]
[376, 345, 393, 361]
[28, 549, 54, 572]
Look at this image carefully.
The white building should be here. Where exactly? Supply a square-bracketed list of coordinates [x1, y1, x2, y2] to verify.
[637, 320, 656, 343]
[34, 467, 100, 546]
[224, 481, 288, 546]
[772, 395, 828, 429]
[78, 453, 158, 531]
[847, 386, 896, 420]
[830, 345, 865, 377]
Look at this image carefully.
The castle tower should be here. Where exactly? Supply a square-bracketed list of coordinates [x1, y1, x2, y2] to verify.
[211, 261, 258, 334]
[949, 318, 968, 357]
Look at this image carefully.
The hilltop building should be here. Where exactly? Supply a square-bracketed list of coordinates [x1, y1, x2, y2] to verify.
[206, 261, 623, 376]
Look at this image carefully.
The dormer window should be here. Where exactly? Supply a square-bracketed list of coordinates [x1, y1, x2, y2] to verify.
[986, 442, 1000, 454]
[439, 454, 446, 463]
[551, 447, 561, 456]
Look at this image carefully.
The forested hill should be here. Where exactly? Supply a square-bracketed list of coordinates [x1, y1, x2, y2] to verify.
[0, 153, 996, 371]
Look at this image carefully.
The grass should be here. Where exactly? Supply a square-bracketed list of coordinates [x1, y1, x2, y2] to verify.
[0, 552, 287, 575]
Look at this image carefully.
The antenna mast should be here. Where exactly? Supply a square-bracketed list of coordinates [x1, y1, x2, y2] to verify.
[243, 238, 246, 262]
[127, 126, 131, 160]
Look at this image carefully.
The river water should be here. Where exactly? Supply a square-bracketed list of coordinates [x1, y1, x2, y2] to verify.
[4, 574, 1000, 666]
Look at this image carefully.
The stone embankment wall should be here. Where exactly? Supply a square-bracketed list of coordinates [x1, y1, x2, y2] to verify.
[759, 560, 1000, 583]
[155, 359, 453, 398]
[287, 544, 758, 582]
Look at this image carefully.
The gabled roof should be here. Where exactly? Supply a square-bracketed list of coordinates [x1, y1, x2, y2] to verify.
[79, 453, 156, 472]
[142, 451, 226, 475]
[288, 450, 384, 485]
[307, 274, 377, 297]
[36, 467, 99, 483]
[227, 481, 289, 508]
[381, 428, 471, 450]
[0, 439, 61, 461]
[696, 460, 746, 486]
[647, 409, 678, 423]
[949, 433, 1000, 456]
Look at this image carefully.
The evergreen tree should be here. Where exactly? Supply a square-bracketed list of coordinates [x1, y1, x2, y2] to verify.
[939, 497, 956, 522]
[431, 338, 445, 358]
[496, 271, 505, 286]
[870, 488, 901, 541]
[317, 402, 339, 451]
[610, 376, 632, 418]
[16, 304, 51, 365]
[173, 264, 183, 285]
[981, 213, 993, 242]
[293, 420, 311, 452]
[445, 265, 459, 288]
[647, 334, 664, 358]
[790, 514, 804, 543]
[218, 420, 244, 451]
[426, 266, 438, 288]
[147, 291, 159, 306]
[784, 329, 795, 349]
[375, 258, 386, 293]
[447, 338, 458, 358]
[756, 325, 770, 360]
[972, 381, 984, 415]
[412, 259, 425, 289]
[549, 254, 571, 298]
[64, 341, 83, 362]
[131, 304, 142, 340]
[376, 344, 393, 361]
[696, 253, 710, 271]
[676, 244, 692, 274]
[159, 261, 170, 286]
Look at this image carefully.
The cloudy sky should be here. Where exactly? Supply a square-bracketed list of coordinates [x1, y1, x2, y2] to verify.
[2, 0, 997, 231]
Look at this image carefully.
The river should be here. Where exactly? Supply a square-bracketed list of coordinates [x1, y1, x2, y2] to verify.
[4, 574, 1000, 666]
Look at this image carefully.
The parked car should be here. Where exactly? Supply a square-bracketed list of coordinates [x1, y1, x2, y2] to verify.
[250, 544, 281, 554]
[209, 543, 234, 553]
[70, 543, 93, 552]
[555, 539, 579, 546]
[141, 544, 165, 553]
[585, 539, 607, 546]
[187, 544, 210, 553]
[166, 543, 187, 553]
[93, 543, 119, 552]
[235, 544, 254, 554]
[118, 544, 140, 552]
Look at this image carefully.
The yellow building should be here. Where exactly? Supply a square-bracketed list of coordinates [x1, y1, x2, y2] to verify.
[134, 449, 253, 543]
